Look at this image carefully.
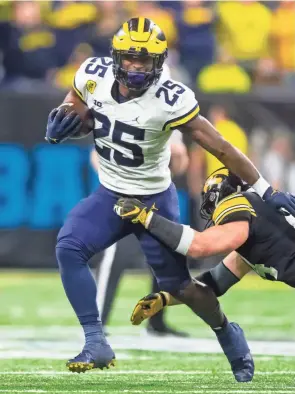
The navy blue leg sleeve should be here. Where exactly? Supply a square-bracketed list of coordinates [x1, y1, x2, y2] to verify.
[56, 244, 100, 326]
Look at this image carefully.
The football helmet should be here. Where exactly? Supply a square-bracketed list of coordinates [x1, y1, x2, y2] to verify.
[200, 167, 247, 223]
[111, 17, 168, 91]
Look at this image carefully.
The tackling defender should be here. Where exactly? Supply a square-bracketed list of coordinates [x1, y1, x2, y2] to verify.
[46, 17, 295, 378]
[115, 168, 295, 324]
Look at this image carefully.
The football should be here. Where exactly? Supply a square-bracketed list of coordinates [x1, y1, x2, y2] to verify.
[61, 101, 94, 139]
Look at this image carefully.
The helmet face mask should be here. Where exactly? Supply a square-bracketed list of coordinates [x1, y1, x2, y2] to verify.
[200, 183, 223, 223]
[111, 18, 168, 92]
[111, 49, 166, 91]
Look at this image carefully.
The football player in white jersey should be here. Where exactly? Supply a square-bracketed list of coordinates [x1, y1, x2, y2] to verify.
[91, 129, 190, 337]
[91, 64, 189, 337]
[46, 17, 295, 379]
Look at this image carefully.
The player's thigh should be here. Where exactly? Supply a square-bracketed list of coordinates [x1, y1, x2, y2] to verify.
[137, 183, 191, 291]
[57, 185, 130, 255]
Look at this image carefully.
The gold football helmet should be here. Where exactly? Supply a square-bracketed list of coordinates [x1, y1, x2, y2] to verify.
[200, 168, 247, 222]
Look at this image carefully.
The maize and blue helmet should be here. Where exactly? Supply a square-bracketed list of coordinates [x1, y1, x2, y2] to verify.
[111, 17, 168, 91]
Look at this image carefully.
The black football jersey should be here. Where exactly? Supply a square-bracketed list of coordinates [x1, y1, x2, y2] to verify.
[212, 191, 295, 287]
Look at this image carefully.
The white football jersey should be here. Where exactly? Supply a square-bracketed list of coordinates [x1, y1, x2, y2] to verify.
[73, 57, 199, 195]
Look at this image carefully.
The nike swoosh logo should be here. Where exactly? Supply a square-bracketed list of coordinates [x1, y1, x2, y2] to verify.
[122, 206, 140, 217]
[150, 203, 157, 211]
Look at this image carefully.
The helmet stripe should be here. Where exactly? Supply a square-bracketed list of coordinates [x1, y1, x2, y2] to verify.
[138, 17, 145, 33]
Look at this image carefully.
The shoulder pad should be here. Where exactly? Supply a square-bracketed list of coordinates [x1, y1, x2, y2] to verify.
[213, 193, 256, 225]
[153, 78, 199, 131]
[73, 57, 113, 101]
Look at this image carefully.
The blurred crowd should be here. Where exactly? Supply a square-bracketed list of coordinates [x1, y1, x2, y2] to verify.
[0, 0, 294, 93]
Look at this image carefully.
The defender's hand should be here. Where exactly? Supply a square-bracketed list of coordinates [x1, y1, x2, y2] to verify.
[263, 187, 295, 216]
[131, 292, 168, 325]
[46, 107, 82, 144]
[114, 198, 154, 227]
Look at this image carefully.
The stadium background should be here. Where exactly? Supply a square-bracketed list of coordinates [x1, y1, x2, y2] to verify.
[0, 1, 295, 393]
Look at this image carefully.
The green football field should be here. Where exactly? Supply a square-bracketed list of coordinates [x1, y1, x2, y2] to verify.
[0, 270, 295, 393]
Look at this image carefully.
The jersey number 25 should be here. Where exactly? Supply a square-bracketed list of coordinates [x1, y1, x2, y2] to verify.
[92, 111, 145, 168]
[156, 80, 185, 107]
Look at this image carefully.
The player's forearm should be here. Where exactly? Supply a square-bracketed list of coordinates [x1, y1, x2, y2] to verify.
[188, 116, 271, 196]
[146, 213, 195, 255]
[215, 141, 259, 186]
[146, 213, 217, 258]
[147, 213, 247, 258]
[188, 229, 234, 258]
[190, 222, 249, 258]
[214, 141, 271, 197]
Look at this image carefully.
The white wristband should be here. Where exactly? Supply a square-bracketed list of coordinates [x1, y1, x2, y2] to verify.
[175, 225, 195, 255]
[252, 176, 270, 198]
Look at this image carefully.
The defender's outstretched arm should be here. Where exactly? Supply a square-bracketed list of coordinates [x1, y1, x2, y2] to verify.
[114, 197, 249, 258]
